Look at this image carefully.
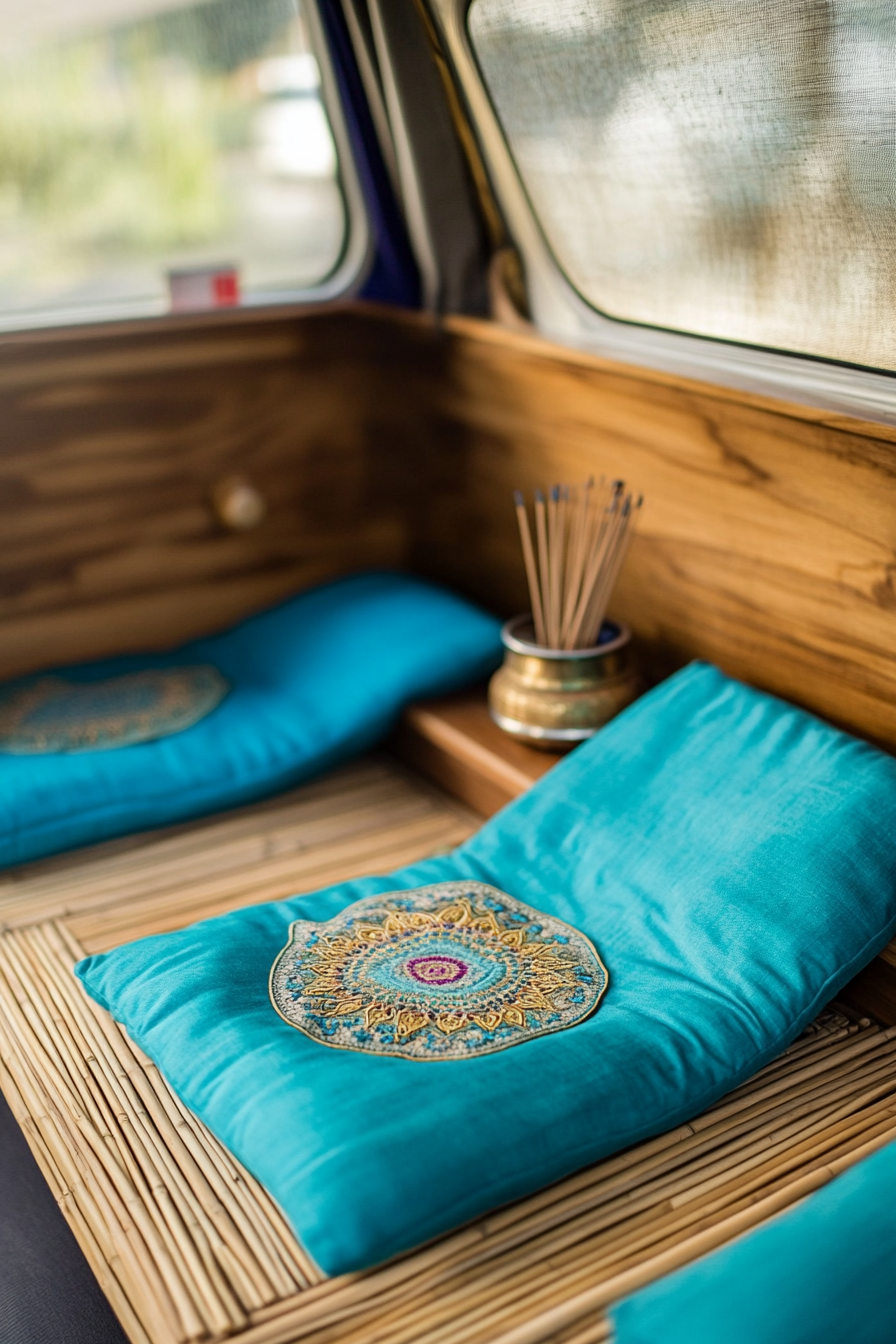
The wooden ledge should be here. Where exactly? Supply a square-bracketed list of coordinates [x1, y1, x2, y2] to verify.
[391, 689, 563, 818]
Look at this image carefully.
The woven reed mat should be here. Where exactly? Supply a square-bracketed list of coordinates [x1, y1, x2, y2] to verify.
[0, 755, 895, 1344]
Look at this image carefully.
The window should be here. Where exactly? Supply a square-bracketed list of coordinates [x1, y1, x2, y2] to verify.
[0, 0, 356, 328]
[468, 0, 896, 372]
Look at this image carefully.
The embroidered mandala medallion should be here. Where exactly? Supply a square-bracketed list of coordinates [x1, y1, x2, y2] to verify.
[269, 881, 608, 1061]
[0, 666, 229, 754]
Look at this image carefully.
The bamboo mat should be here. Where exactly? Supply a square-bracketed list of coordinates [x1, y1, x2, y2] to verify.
[0, 757, 476, 949]
[0, 756, 894, 1344]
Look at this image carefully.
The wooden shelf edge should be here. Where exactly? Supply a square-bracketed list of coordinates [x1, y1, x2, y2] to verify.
[391, 689, 563, 819]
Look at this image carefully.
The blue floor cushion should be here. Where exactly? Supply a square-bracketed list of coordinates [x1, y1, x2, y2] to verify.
[0, 573, 502, 868]
[76, 663, 896, 1277]
[610, 1137, 896, 1344]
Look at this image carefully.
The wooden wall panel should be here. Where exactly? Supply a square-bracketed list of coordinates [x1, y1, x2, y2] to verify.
[0, 309, 429, 679]
[4, 300, 896, 755]
[407, 316, 896, 749]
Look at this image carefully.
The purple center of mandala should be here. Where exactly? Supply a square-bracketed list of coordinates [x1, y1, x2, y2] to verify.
[406, 955, 468, 985]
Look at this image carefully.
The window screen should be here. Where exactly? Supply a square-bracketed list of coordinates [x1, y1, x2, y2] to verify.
[468, 0, 896, 371]
[0, 0, 347, 327]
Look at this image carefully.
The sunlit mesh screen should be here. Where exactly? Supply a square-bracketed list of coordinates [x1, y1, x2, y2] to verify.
[469, 0, 896, 370]
[0, 0, 346, 326]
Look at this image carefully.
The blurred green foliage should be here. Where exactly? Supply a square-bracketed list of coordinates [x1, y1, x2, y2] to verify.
[0, 0, 298, 263]
[0, 41, 226, 254]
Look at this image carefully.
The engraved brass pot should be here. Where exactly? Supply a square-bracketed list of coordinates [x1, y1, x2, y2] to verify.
[488, 615, 638, 749]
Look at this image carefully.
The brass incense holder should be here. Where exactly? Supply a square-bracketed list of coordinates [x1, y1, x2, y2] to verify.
[488, 615, 638, 750]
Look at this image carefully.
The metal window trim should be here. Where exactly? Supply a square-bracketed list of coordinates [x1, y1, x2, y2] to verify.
[367, 0, 441, 311]
[366, 0, 490, 317]
[0, 0, 372, 336]
[431, 0, 896, 426]
[339, 0, 403, 202]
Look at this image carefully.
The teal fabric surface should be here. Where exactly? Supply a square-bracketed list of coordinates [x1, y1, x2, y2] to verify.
[76, 664, 896, 1277]
[0, 573, 502, 868]
[610, 1138, 896, 1344]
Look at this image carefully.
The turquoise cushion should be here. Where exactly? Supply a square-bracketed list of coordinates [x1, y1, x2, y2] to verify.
[0, 573, 502, 868]
[75, 664, 896, 1277]
[610, 1137, 896, 1344]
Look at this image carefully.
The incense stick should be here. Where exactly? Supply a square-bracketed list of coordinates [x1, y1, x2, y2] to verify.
[514, 492, 546, 646]
[547, 486, 562, 647]
[514, 480, 641, 650]
[533, 489, 551, 648]
[560, 479, 593, 646]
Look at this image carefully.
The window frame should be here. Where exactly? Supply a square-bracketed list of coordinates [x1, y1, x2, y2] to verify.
[431, 0, 896, 426]
[0, 0, 372, 335]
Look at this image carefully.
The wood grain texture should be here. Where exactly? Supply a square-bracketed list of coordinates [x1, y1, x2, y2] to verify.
[406, 313, 896, 750]
[392, 690, 563, 816]
[842, 956, 896, 1027]
[0, 308, 427, 679]
[6, 299, 896, 754]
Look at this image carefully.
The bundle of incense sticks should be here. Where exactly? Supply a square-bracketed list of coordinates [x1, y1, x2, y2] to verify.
[513, 479, 642, 649]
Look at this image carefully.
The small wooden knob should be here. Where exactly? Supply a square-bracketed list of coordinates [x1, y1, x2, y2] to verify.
[211, 475, 266, 531]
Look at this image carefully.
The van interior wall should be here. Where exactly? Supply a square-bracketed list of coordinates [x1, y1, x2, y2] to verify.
[3, 302, 896, 764]
[0, 308, 426, 681]
[403, 314, 896, 756]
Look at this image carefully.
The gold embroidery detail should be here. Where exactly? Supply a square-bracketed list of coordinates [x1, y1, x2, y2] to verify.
[398, 1010, 430, 1037]
[303, 907, 579, 1036]
[0, 666, 229, 754]
[269, 881, 609, 1062]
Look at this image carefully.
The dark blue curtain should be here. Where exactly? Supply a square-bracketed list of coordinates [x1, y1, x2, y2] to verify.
[319, 1, 421, 308]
